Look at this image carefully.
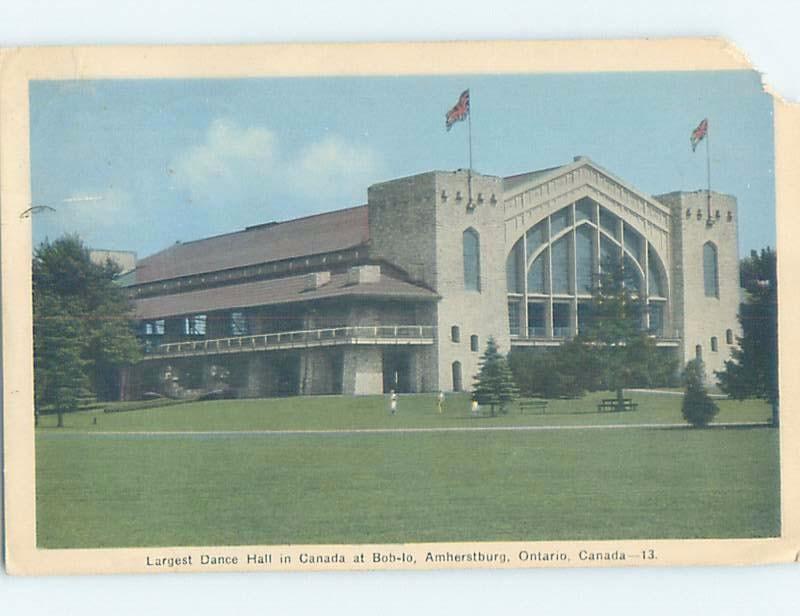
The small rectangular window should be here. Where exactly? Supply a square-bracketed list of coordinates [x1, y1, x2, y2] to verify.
[231, 311, 248, 336]
[185, 315, 207, 336]
[470, 335, 479, 352]
[711, 336, 718, 352]
[451, 326, 461, 343]
[154, 319, 165, 335]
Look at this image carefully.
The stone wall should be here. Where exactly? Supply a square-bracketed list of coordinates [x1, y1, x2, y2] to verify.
[368, 170, 511, 392]
[342, 347, 383, 395]
[657, 191, 740, 382]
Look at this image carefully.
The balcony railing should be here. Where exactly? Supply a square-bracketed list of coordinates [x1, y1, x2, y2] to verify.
[143, 325, 436, 359]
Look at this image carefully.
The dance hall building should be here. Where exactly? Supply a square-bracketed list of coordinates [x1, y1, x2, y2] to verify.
[121, 156, 740, 398]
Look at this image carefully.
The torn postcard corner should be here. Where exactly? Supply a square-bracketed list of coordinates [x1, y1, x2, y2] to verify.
[2, 39, 799, 575]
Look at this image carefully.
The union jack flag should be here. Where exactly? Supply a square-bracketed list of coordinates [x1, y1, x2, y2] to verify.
[690, 118, 708, 152]
[445, 89, 470, 131]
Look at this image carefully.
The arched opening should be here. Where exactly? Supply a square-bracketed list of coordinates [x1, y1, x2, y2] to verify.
[506, 199, 670, 340]
[452, 361, 463, 392]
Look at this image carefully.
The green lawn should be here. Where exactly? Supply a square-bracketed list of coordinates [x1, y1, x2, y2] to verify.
[35, 392, 780, 548]
[36, 390, 772, 432]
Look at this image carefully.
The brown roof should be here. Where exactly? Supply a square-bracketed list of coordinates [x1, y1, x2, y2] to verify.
[134, 272, 437, 320]
[135, 205, 369, 284]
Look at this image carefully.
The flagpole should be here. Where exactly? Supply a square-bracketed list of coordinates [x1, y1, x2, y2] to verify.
[467, 97, 473, 206]
[706, 122, 712, 222]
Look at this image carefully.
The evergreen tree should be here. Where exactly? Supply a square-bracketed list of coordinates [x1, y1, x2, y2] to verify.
[33, 235, 141, 425]
[580, 256, 674, 411]
[682, 359, 719, 427]
[716, 248, 779, 426]
[472, 337, 518, 416]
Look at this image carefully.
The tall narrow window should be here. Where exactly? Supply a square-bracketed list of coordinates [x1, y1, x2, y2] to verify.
[451, 325, 461, 343]
[703, 242, 719, 297]
[711, 336, 718, 352]
[695, 344, 703, 360]
[463, 228, 481, 291]
[452, 361, 463, 392]
[726, 329, 734, 345]
[470, 335, 479, 352]
[508, 301, 520, 336]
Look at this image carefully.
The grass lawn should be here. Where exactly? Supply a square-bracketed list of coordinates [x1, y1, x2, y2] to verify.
[35, 392, 780, 548]
[36, 390, 772, 432]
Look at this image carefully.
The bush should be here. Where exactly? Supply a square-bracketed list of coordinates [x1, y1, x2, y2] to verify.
[681, 359, 719, 427]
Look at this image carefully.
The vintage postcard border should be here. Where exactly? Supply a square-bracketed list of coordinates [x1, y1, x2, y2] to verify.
[2, 39, 798, 574]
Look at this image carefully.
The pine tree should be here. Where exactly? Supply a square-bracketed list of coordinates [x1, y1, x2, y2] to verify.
[716, 248, 779, 426]
[472, 337, 519, 416]
[682, 359, 719, 427]
[580, 256, 674, 411]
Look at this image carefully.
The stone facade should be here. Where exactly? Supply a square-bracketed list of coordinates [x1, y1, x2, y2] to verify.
[369, 170, 509, 392]
[655, 190, 741, 377]
[129, 157, 741, 397]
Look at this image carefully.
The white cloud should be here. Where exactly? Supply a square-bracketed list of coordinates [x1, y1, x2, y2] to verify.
[287, 135, 384, 200]
[169, 118, 384, 218]
[171, 119, 278, 203]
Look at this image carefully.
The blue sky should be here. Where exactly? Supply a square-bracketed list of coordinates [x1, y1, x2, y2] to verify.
[30, 71, 774, 257]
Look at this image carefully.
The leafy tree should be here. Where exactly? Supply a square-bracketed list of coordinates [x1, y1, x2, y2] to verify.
[33, 235, 141, 425]
[682, 359, 719, 427]
[579, 256, 676, 411]
[716, 248, 779, 427]
[472, 337, 518, 416]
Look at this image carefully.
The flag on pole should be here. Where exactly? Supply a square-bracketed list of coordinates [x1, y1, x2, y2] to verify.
[690, 118, 708, 152]
[445, 89, 470, 131]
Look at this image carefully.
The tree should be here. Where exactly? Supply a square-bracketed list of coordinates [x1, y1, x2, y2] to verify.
[579, 256, 676, 411]
[716, 248, 779, 427]
[681, 359, 719, 427]
[472, 337, 518, 416]
[33, 235, 141, 425]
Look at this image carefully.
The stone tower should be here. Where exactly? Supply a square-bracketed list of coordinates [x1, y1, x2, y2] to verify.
[655, 190, 741, 382]
[368, 170, 510, 392]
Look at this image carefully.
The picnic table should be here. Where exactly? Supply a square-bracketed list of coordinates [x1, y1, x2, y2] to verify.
[597, 398, 638, 412]
[518, 400, 549, 414]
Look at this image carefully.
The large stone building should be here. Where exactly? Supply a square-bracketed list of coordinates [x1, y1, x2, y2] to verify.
[122, 156, 740, 398]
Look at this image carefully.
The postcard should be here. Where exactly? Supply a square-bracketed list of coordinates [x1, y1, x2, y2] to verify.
[2, 39, 798, 574]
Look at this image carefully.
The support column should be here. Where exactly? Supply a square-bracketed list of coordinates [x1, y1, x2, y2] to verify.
[342, 347, 384, 395]
[245, 354, 270, 398]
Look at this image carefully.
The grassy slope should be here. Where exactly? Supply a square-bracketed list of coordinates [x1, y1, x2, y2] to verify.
[34, 393, 780, 548]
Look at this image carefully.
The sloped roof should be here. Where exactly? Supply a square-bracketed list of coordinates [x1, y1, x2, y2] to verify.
[503, 166, 564, 192]
[135, 271, 437, 320]
[135, 205, 369, 284]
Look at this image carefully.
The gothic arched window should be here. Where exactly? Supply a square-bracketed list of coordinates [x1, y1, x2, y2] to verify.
[703, 242, 719, 298]
[463, 228, 481, 291]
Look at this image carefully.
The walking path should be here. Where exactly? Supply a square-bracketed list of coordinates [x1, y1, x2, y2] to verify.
[38, 420, 771, 438]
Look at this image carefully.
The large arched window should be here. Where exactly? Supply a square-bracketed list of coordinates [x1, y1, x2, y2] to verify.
[703, 242, 719, 298]
[463, 228, 481, 291]
[505, 199, 670, 340]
